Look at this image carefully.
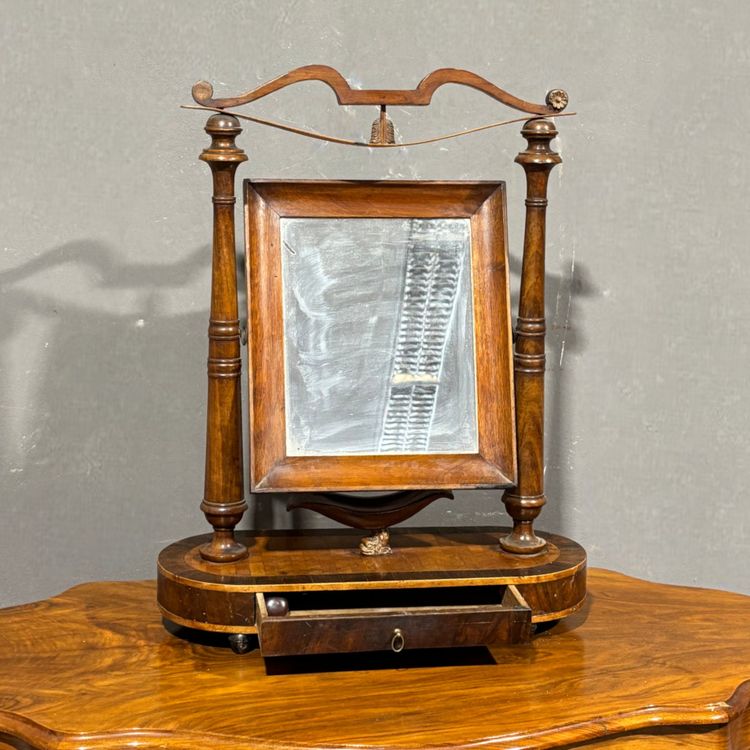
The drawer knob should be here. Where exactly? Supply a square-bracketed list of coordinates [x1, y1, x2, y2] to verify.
[391, 628, 405, 653]
[266, 597, 289, 617]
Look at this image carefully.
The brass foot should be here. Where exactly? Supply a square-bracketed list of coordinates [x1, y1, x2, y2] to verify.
[228, 633, 252, 654]
[360, 528, 392, 556]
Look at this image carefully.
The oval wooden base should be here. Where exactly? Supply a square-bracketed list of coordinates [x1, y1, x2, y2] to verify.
[157, 527, 586, 637]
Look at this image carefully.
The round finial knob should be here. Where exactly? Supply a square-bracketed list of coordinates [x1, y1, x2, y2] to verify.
[204, 112, 242, 133]
[545, 89, 569, 112]
[520, 118, 559, 139]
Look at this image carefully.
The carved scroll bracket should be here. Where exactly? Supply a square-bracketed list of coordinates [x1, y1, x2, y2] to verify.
[192, 65, 567, 114]
[185, 66, 572, 149]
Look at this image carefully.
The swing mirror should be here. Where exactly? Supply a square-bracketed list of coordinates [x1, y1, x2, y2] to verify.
[245, 180, 517, 492]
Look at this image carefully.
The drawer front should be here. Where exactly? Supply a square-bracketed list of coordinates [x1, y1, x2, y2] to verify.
[256, 594, 531, 656]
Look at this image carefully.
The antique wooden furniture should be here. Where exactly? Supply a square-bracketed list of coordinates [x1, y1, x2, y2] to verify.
[158, 67, 585, 654]
[3, 571, 750, 749]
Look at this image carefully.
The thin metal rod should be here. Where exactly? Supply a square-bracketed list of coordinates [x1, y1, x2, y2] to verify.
[181, 104, 576, 148]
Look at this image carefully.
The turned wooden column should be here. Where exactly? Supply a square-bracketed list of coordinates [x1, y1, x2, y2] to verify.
[501, 118, 561, 554]
[198, 113, 248, 562]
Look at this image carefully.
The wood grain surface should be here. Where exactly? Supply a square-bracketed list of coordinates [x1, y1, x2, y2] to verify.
[191, 65, 565, 114]
[501, 119, 562, 555]
[1, 570, 749, 749]
[197, 112, 249, 562]
[156, 528, 587, 635]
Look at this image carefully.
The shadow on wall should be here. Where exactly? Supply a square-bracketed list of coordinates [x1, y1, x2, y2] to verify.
[0, 240, 210, 549]
[531, 254, 598, 535]
[1, 237, 598, 543]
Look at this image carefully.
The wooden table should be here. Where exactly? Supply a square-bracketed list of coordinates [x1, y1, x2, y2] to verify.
[0, 569, 748, 749]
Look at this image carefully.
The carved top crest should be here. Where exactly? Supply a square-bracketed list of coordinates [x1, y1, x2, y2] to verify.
[192, 65, 567, 116]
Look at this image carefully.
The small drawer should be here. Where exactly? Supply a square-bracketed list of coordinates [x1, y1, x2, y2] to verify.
[255, 586, 531, 656]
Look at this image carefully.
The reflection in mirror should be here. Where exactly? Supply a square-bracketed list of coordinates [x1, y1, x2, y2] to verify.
[281, 218, 477, 456]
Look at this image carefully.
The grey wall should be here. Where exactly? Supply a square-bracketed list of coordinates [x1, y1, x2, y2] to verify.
[2, 0, 748, 606]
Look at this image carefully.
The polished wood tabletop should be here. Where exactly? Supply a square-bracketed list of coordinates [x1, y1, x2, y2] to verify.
[0, 569, 749, 750]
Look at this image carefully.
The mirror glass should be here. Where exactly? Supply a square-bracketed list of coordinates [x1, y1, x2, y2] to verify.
[281, 218, 477, 456]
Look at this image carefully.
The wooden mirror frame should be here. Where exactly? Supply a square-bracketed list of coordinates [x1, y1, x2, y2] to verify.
[244, 180, 517, 493]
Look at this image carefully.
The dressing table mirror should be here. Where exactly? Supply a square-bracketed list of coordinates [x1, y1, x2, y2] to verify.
[157, 66, 586, 657]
